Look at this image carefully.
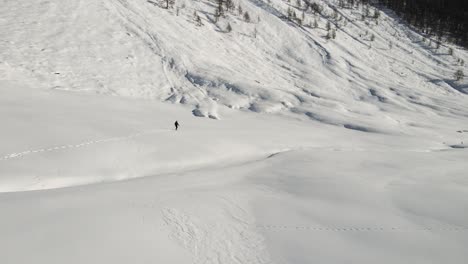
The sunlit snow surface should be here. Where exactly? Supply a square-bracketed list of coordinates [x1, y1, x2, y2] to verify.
[1, 0, 468, 263]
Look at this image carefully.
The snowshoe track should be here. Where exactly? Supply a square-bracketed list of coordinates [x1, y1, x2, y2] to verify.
[0, 129, 168, 162]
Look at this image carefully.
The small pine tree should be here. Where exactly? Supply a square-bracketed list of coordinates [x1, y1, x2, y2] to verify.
[313, 19, 318, 28]
[448, 47, 453, 55]
[165, 0, 175, 9]
[238, 5, 243, 16]
[454, 69, 464, 81]
[332, 11, 338, 20]
[215, 0, 223, 18]
[370, 34, 375, 41]
[244, 11, 251, 22]
[194, 11, 202, 26]
[226, 0, 235, 12]
[214, 9, 221, 22]
[364, 5, 370, 17]
[331, 29, 336, 39]
[226, 23, 232, 32]
[310, 2, 322, 15]
[338, 0, 344, 8]
[374, 9, 380, 19]
[326, 21, 331, 31]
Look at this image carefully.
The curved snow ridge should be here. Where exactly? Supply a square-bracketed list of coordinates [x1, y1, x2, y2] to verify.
[0, 148, 293, 193]
[0, 129, 168, 162]
[0, 146, 455, 193]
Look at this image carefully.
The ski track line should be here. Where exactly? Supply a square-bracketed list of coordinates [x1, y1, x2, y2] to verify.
[0, 129, 168, 162]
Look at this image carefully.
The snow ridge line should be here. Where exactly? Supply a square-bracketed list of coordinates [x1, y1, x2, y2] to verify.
[0, 129, 167, 162]
[255, 225, 468, 232]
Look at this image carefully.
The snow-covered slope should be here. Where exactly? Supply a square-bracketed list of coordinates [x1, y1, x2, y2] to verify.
[1, 0, 467, 124]
[1, 0, 468, 263]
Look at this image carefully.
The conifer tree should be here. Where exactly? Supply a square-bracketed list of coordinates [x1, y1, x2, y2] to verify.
[238, 4, 243, 16]
[244, 11, 251, 22]
[455, 69, 464, 81]
[194, 11, 203, 26]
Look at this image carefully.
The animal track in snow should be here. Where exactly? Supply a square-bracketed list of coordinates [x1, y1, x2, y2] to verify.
[0, 129, 167, 162]
[256, 225, 468, 232]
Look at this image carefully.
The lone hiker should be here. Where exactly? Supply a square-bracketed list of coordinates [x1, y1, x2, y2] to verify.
[174, 120, 180, 131]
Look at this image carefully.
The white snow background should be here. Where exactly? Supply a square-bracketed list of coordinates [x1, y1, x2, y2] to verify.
[1, 0, 468, 263]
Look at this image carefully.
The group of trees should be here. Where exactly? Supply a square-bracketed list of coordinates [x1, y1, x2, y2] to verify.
[376, 0, 468, 48]
[191, 0, 254, 33]
[339, 0, 465, 80]
[162, 0, 252, 31]
[212, 0, 252, 32]
[285, 0, 340, 40]
[373, 0, 466, 80]
[166, 0, 466, 47]
[214, 0, 235, 19]
[166, 0, 465, 80]
[337, 0, 467, 47]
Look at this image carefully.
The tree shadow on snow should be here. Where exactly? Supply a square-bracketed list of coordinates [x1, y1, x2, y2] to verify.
[429, 78, 468, 94]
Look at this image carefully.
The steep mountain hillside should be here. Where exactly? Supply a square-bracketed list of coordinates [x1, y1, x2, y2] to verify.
[1, 0, 467, 129]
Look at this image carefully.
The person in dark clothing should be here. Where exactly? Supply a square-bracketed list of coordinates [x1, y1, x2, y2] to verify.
[174, 120, 179, 131]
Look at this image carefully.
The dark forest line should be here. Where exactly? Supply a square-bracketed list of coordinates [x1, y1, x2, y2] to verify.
[372, 0, 468, 47]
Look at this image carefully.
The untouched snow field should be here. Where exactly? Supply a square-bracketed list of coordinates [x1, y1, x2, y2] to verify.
[1, 0, 468, 263]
